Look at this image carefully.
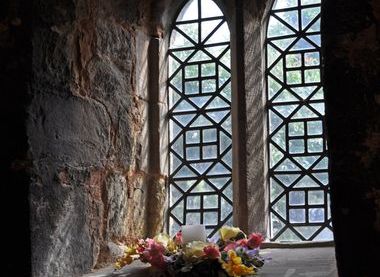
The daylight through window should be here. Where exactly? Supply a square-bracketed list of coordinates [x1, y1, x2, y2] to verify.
[266, 0, 333, 241]
[167, 0, 233, 238]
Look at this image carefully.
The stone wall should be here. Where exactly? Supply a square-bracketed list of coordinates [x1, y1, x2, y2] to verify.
[0, 1, 169, 276]
[241, 0, 269, 235]
[27, 0, 160, 276]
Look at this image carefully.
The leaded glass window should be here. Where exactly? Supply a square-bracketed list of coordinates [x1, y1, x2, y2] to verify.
[167, 0, 232, 238]
[266, 0, 333, 241]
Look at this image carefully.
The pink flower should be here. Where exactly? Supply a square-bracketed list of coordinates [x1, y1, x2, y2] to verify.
[141, 239, 167, 269]
[223, 242, 238, 251]
[174, 230, 183, 245]
[224, 238, 249, 251]
[203, 244, 221, 259]
[247, 233, 264, 249]
[236, 238, 248, 247]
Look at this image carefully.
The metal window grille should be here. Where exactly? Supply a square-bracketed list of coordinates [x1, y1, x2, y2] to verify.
[266, 0, 333, 241]
[167, 0, 233, 238]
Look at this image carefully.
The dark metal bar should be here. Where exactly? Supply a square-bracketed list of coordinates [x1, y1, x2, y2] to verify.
[266, 0, 331, 242]
[168, 1, 233, 235]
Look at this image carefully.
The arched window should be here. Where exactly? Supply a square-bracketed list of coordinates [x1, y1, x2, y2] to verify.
[167, 0, 232, 237]
[266, 0, 333, 241]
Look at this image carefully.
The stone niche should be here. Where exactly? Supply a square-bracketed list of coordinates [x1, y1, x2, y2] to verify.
[0, 0, 379, 277]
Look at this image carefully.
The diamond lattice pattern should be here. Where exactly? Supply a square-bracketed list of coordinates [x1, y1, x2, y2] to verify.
[168, 0, 232, 238]
[266, 0, 333, 241]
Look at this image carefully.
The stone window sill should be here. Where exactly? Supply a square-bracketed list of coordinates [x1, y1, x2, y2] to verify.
[82, 261, 165, 277]
[83, 246, 338, 277]
[261, 240, 334, 249]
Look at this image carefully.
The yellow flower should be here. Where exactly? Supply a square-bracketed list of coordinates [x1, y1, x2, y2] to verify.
[125, 245, 138, 255]
[219, 226, 243, 241]
[221, 250, 255, 277]
[167, 239, 178, 252]
[183, 241, 208, 261]
[154, 233, 171, 247]
[154, 233, 178, 252]
[114, 252, 133, 270]
[114, 245, 138, 270]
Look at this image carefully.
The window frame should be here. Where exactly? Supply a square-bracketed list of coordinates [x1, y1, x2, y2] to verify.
[149, 0, 334, 246]
[166, 0, 235, 238]
[264, 0, 333, 242]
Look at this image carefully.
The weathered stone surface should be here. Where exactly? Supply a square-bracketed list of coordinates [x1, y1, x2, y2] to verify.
[32, 26, 73, 96]
[146, 176, 167, 237]
[94, 20, 134, 74]
[30, 168, 95, 277]
[28, 95, 111, 167]
[27, 0, 152, 276]
[106, 242, 124, 258]
[242, 0, 268, 236]
[104, 172, 129, 239]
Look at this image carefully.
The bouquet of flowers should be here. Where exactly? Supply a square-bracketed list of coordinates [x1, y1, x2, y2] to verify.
[114, 226, 266, 277]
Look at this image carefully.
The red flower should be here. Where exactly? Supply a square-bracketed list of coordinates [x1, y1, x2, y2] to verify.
[203, 244, 221, 259]
[247, 233, 264, 249]
[137, 239, 146, 253]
